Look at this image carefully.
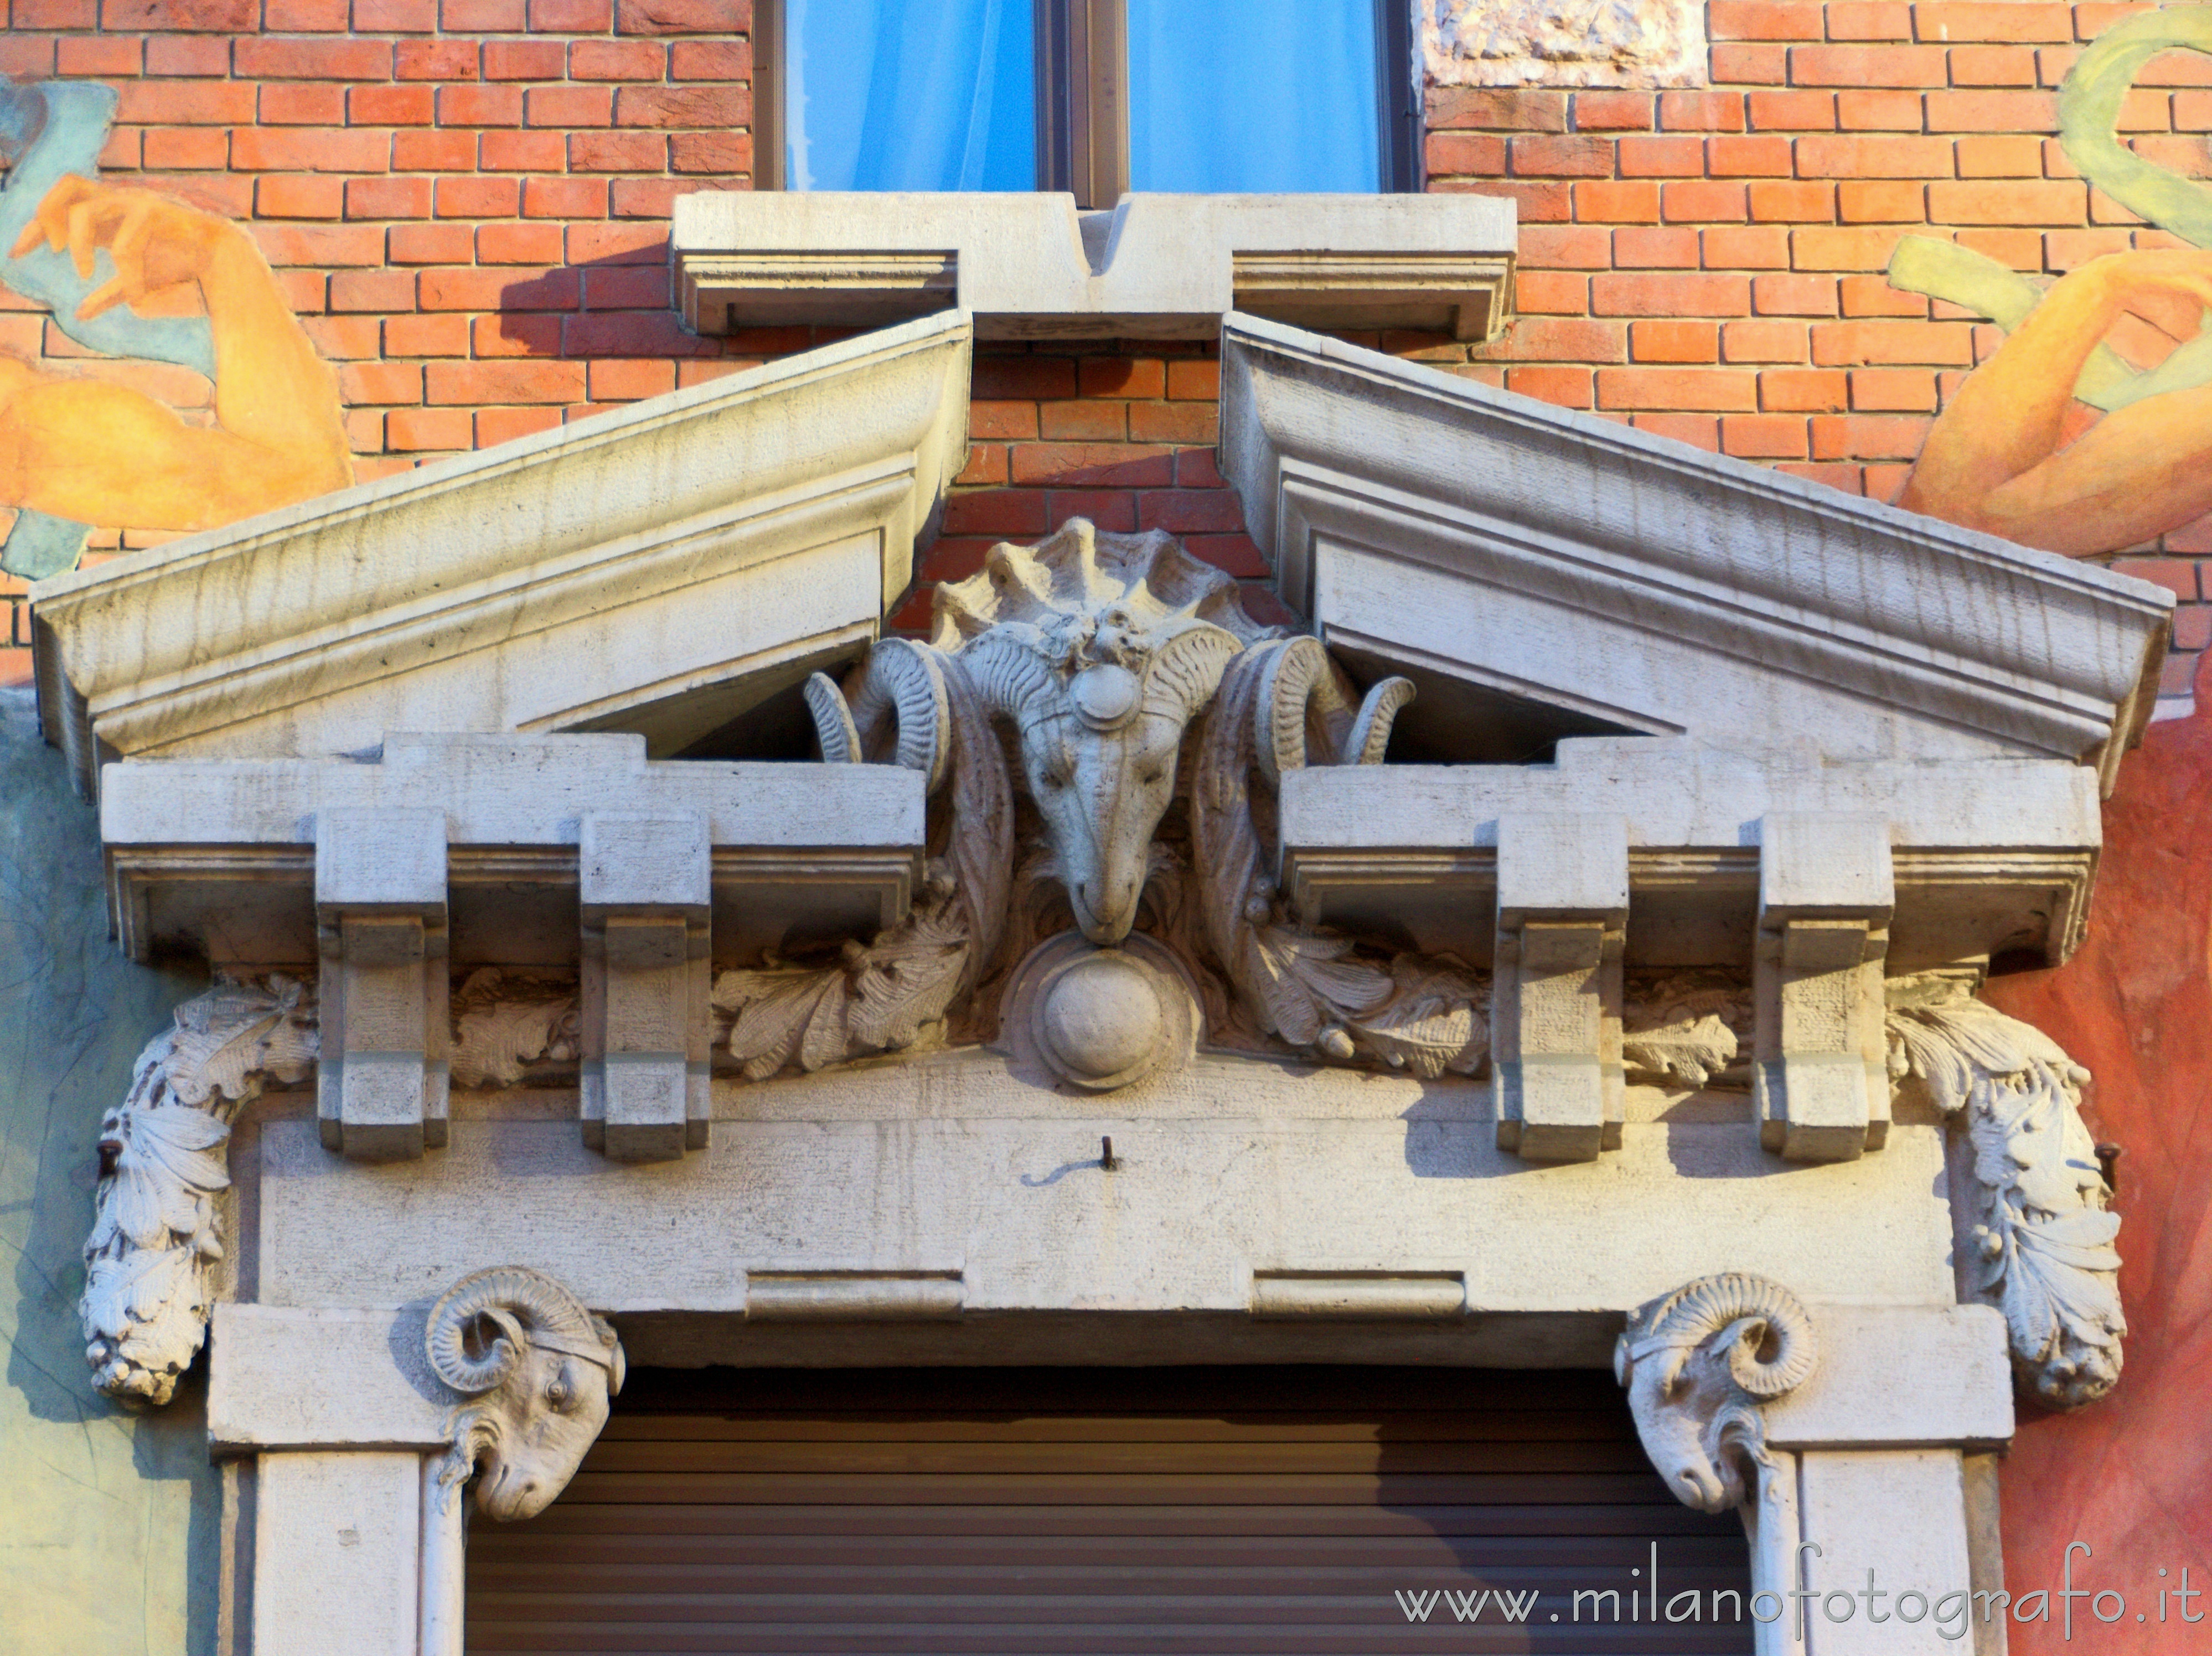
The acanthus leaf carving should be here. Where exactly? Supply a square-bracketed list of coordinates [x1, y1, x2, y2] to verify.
[1622, 970, 1754, 1090]
[81, 975, 318, 1404]
[1615, 1271, 1819, 1515]
[450, 967, 580, 1090]
[1884, 972, 2123, 1409]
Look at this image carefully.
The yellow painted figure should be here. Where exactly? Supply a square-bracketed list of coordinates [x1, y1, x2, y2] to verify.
[1, 175, 351, 535]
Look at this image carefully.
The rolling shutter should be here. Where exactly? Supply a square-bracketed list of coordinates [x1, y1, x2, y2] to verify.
[467, 1366, 1751, 1654]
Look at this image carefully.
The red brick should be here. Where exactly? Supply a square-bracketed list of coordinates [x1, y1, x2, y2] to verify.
[237, 38, 394, 79]
[2125, 135, 2212, 175]
[440, 85, 524, 126]
[1924, 89, 2057, 130]
[301, 315, 382, 358]
[1827, 2, 1911, 38]
[1839, 273, 1929, 315]
[483, 39, 565, 81]
[1950, 44, 2038, 85]
[611, 178, 699, 217]
[351, 85, 436, 126]
[583, 265, 670, 308]
[1955, 134, 2044, 175]
[1426, 132, 1507, 175]
[385, 313, 469, 356]
[670, 131, 753, 174]
[473, 313, 562, 356]
[98, 128, 141, 170]
[567, 221, 670, 263]
[58, 35, 142, 74]
[1720, 318, 1805, 361]
[1661, 91, 1745, 131]
[1708, 0, 1823, 38]
[2177, 607, 2212, 651]
[1515, 270, 1589, 314]
[275, 269, 328, 311]
[1834, 90, 1925, 131]
[340, 362, 425, 406]
[115, 81, 257, 124]
[397, 40, 478, 81]
[1453, 179, 1569, 222]
[1748, 180, 1833, 221]
[257, 175, 344, 219]
[476, 222, 564, 265]
[669, 37, 750, 80]
[1749, 89, 1836, 130]
[1793, 225, 1941, 270]
[1663, 179, 1749, 221]
[1760, 367, 1849, 409]
[571, 131, 666, 172]
[1615, 225, 1701, 267]
[263, 0, 347, 22]
[388, 408, 473, 451]
[528, 85, 614, 127]
[1426, 87, 1568, 131]
[1839, 180, 1926, 222]
[1930, 178, 2086, 224]
[1914, 3, 2071, 42]
[565, 309, 707, 355]
[254, 222, 386, 267]
[231, 128, 391, 173]
[1130, 402, 1217, 443]
[968, 401, 1039, 441]
[1708, 134, 1792, 176]
[1166, 360, 1218, 400]
[329, 268, 417, 311]
[1575, 180, 1660, 221]
[1009, 444, 1175, 488]
[1711, 43, 1790, 82]
[1511, 134, 1616, 176]
[568, 39, 669, 79]
[443, 0, 525, 24]
[1795, 133, 1952, 177]
[1704, 224, 1791, 266]
[435, 175, 519, 216]
[1754, 272, 1839, 315]
[1574, 91, 1653, 130]
[259, 85, 349, 126]
[393, 130, 478, 171]
[1598, 366, 1757, 411]
[1136, 489, 1242, 535]
[144, 35, 228, 75]
[582, 359, 675, 402]
[954, 447, 1008, 487]
[1720, 413, 1810, 457]
[355, 0, 438, 26]
[100, 0, 254, 26]
[1849, 367, 1939, 410]
[14, 0, 91, 20]
[616, 84, 749, 128]
[1954, 227, 2042, 268]
[1590, 271, 1753, 316]
[1505, 365, 1594, 406]
[1618, 135, 1706, 176]
[1176, 447, 1226, 489]
[972, 357, 1077, 400]
[1631, 319, 1719, 362]
[1486, 317, 1627, 360]
[1792, 44, 1947, 85]
[1078, 358, 1166, 399]
[943, 492, 1051, 537]
[427, 360, 587, 405]
[2109, 558, 2203, 601]
[533, 0, 612, 24]
[2044, 227, 2135, 268]
[521, 175, 609, 216]
[388, 221, 473, 263]
[1809, 413, 1933, 459]
[481, 131, 567, 172]
[1776, 462, 1865, 493]
[142, 126, 228, 168]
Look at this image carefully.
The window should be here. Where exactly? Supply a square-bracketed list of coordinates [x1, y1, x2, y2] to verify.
[757, 0, 1418, 203]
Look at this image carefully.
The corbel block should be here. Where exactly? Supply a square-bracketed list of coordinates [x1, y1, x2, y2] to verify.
[1492, 813, 1629, 1162]
[1756, 813, 1894, 1163]
[580, 812, 710, 1163]
[314, 808, 448, 1161]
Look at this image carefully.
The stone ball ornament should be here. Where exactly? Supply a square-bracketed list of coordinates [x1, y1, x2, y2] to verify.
[1006, 932, 1201, 1092]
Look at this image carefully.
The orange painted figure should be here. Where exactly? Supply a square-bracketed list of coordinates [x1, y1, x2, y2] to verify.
[1899, 250, 2212, 557]
[0, 174, 352, 535]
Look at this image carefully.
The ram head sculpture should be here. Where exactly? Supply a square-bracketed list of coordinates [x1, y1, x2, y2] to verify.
[425, 1265, 626, 1520]
[1614, 1272, 1818, 1514]
[810, 520, 1275, 945]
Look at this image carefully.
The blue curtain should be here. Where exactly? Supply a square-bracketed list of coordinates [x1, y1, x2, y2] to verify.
[1128, 0, 1381, 192]
[785, 0, 1036, 191]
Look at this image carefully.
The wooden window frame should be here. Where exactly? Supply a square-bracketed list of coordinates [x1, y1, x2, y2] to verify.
[754, 0, 1419, 201]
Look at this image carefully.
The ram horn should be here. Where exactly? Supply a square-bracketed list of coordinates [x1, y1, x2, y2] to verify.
[956, 626, 1060, 728]
[1140, 624, 1245, 723]
[1254, 635, 1415, 788]
[423, 1265, 603, 1397]
[804, 638, 952, 793]
[1620, 1272, 1819, 1400]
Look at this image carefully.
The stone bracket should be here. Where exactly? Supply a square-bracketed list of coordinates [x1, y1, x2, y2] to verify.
[580, 811, 710, 1163]
[1492, 813, 1628, 1162]
[315, 808, 448, 1161]
[1756, 813, 1894, 1163]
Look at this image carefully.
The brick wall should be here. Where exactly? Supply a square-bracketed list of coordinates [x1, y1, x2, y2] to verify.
[1417, 0, 2210, 699]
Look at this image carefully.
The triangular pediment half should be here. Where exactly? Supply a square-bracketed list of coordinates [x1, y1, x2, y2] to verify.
[1217, 315, 2171, 791]
[30, 311, 972, 796]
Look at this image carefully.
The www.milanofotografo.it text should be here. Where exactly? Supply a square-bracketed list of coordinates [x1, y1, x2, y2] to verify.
[1393, 1544, 2207, 1641]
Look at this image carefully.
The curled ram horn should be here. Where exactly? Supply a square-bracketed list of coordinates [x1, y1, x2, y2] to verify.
[1615, 1272, 1817, 1514]
[803, 637, 952, 793]
[954, 625, 1060, 727]
[425, 1266, 626, 1522]
[1255, 635, 1415, 786]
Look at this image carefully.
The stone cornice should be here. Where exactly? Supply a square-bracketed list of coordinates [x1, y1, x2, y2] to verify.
[1218, 314, 2172, 793]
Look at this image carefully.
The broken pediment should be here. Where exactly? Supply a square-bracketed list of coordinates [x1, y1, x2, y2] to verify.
[29, 310, 973, 798]
[1216, 313, 2173, 792]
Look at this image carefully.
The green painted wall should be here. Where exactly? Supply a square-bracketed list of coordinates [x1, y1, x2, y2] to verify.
[0, 690, 214, 1655]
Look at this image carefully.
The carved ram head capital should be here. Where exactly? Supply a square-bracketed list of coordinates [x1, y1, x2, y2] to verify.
[425, 1265, 626, 1521]
[1614, 1272, 1818, 1514]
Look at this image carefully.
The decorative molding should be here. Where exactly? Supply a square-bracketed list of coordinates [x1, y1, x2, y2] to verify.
[1623, 970, 1753, 1090]
[81, 976, 317, 1404]
[451, 969, 579, 1090]
[1615, 1272, 1820, 1514]
[423, 1265, 625, 1522]
[1885, 974, 2125, 1408]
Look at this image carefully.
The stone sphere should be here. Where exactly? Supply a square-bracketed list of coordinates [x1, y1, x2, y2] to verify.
[1040, 953, 1163, 1081]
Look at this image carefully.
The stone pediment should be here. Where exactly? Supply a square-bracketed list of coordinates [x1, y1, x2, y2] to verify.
[29, 310, 972, 796]
[1216, 314, 2173, 791]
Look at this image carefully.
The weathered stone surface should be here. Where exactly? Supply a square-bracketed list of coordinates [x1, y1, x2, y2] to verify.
[1423, 0, 1706, 89]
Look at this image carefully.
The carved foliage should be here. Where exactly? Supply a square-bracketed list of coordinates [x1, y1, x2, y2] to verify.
[1623, 970, 1753, 1089]
[451, 967, 580, 1090]
[1885, 974, 2123, 1409]
[1615, 1272, 1818, 1514]
[81, 976, 317, 1404]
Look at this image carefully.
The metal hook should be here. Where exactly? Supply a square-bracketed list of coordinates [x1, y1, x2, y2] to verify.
[1100, 1135, 1118, 1172]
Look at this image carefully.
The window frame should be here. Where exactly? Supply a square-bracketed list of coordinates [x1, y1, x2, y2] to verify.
[754, 0, 1420, 201]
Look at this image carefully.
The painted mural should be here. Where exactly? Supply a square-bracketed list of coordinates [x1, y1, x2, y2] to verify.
[1892, 6, 2212, 558]
[0, 81, 348, 580]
